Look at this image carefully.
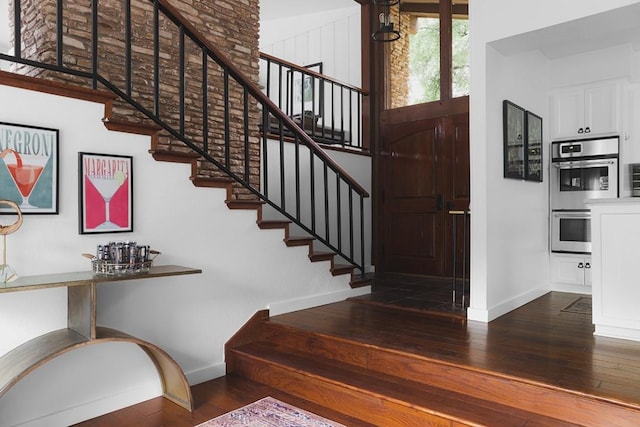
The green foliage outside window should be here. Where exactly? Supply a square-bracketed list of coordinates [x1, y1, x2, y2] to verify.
[408, 17, 469, 104]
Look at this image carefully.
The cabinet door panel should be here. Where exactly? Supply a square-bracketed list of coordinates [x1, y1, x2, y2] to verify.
[585, 84, 618, 136]
[551, 255, 586, 285]
[552, 89, 584, 139]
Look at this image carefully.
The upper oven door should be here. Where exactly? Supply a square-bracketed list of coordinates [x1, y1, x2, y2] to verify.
[551, 158, 618, 210]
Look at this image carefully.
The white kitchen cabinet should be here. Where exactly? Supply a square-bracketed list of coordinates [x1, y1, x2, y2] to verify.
[589, 198, 640, 341]
[550, 82, 620, 140]
[550, 254, 592, 286]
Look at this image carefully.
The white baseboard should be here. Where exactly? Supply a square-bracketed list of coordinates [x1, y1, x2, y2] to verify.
[12, 363, 229, 427]
[550, 283, 592, 295]
[595, 325, 640, 342]
[268, 286, 371, 316]
[186, 362, 226, 385]
[467, 287, 548, 322]
[12, 381, 160, 427]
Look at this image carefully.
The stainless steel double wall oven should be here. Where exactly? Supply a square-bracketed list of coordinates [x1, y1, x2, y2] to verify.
[550, 136, 619, 254]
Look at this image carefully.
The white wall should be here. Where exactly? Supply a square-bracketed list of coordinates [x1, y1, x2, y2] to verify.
[481, 48, 551, 320]
[468, 0, 640, 321]
[0, 84, 369, 426]
[260, 5, 361, 87]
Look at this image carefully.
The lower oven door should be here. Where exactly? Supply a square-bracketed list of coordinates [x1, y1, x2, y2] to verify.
[551, 210, 591, 254]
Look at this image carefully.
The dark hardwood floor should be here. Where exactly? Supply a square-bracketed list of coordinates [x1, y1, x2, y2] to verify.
[351, 272, 469, 318]
[75, 279, 640, 426]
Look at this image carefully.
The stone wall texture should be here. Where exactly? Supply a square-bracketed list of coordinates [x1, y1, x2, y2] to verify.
[10, 0, 261, 199]
[389, 12, 410, 109]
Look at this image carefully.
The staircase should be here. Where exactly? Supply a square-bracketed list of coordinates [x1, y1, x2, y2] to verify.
[0, 0, 371, 284]
[225, 305, 640, 427]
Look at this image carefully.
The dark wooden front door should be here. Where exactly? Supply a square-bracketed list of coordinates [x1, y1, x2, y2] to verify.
[378, 109, 469, 277]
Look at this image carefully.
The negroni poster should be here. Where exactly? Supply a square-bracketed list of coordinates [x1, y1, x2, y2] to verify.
[0, 122, 59, 214]
[79, 152, 133, 234]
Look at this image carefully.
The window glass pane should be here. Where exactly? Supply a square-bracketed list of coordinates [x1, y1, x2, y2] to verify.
[559, 167, 609, 192]
[408, 17, 440, 105]
[559, 218, 591, 243]
[387, 8, 468, 109]
[452, 18, 469, 98]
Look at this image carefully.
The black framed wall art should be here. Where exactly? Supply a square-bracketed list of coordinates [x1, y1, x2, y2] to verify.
[79, 152, 133, 234]
[503, 100, 543, 182]
[0, 122, 59, 214]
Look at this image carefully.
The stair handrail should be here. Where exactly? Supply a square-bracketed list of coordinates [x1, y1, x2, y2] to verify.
[260, 52, 368, 96]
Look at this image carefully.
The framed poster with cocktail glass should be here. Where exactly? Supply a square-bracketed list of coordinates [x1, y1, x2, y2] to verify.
[78, 152, 133, 234]
[0, 122, 59, 214]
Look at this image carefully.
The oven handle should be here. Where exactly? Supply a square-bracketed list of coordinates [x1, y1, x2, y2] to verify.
[552, 212, 591, 219]
[553, 159, 616, 168]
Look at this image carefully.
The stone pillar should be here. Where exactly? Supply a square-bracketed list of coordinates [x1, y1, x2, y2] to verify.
[388, 11, 410, 109]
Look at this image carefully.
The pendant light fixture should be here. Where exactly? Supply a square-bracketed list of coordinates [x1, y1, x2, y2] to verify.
[372, 0, 401, 42]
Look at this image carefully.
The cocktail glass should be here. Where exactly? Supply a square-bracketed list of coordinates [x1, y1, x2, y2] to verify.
[1, 149, 48, 209]
[88, 171, 127, 230]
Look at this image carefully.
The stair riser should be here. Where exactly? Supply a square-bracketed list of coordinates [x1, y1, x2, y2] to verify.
[230, 350, 468, 427]
[263, 323, 640, 427]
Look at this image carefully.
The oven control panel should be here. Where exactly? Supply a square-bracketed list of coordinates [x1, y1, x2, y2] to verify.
[552, 137, 619, 161]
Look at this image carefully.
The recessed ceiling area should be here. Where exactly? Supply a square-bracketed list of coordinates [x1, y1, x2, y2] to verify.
[490, 2, 640, 59]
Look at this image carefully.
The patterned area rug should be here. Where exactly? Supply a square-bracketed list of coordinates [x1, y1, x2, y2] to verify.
[195, 397, 346, 427]
[561, 296, 592, 314]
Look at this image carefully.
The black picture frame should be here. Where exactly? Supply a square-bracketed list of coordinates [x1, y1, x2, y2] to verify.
[525, 110, 543, 182]
[503, 100, 543, 182]
[78, 152, 133, 234]
[503, 100, 526, 180]
[287, 62, 324, 118]
[0, 121, 59, 214]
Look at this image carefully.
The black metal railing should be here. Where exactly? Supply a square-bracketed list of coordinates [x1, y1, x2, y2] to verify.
[0, 0, 370, 271]
[259, 52, 368, 150]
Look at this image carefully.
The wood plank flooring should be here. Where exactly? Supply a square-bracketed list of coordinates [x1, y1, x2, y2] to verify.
[75, 291, 640, 426]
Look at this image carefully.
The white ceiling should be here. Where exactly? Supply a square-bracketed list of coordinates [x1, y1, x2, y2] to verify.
[491, 2, 640, 59]
[260, 0, 356, 21]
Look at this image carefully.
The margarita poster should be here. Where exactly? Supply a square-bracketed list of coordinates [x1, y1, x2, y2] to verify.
[0, 122, 59, 214]
[79, 152, 133, 234]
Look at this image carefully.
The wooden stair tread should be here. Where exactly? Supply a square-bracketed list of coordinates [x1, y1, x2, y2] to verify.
[231, 341, 578, 427]
[226, 199, 265, 210]
[151, 148, 200, 164]
[331, 264, 353, 276]
[258, 220, 291, 230]
[309, 251, 335, 262]
[349, 275, 373, 288]
[254, 315, 640, 427]
[103, 118, 162, 135]
[284, 235, 314, 247]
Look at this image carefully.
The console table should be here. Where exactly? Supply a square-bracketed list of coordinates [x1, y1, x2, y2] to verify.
[0, 265, 202, 411]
